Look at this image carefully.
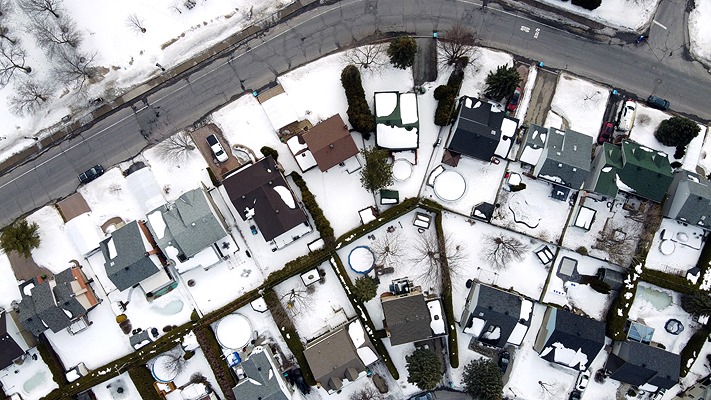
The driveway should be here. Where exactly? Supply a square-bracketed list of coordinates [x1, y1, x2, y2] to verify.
[190, 124, 244, 180]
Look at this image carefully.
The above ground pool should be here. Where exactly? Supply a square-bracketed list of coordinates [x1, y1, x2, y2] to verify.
[215, 313, 253, 350]
[433, 170, 466, 201]
[349, 246, 375, 273]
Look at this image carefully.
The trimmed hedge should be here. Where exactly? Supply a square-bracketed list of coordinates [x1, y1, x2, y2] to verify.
[289, 171, 335, 246]
[341, 65, 375, 135]
[260, 146, 279, 162]
[680, 328, 711, 377]
[641, 268, 697, 295]
[37, 341, 68, 386]
[193, 324, 237, 400]
[336, 197, 420, 248]
[128, 365, 163, 400]
[266, 247, 332, 288]
[606, 267, 640, 341]
[694, 235, 711, 289]
[435, 212, 459, 368]
[434, 69, 465, 127]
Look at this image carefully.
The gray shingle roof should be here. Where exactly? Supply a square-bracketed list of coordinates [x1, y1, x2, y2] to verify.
[304, 326, 366, 391]
[100, 221, 161, 292]
[0, 311, 26, 370]
[539, 308, 605, 369]
[382, 293, 432, 346]
[664, 170, 711, 228]
[447, 97, 513, 162]
[462, 284, 526, 348]
[608, 340, 680, 390]
[537, 128, 592, 189]
[232, 348, 289, 400]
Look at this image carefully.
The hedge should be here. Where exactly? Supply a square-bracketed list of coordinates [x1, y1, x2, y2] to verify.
[128, 365, 163, 400]
[641, 268, 697, 295]
[606, 266, 640, 341]
[435, 212, 459, 368]
[680, 328, 711, 377]
[336, 197, 420, 248]
[37, 341, 68, 387]
[571, 0, 602, 10]
[260, 146, 279, 162]
[266, 247, 332, 288]
[193, 324, 237, 400]
[693, 235, 711, 290]
[263, 289, 317, 386]
[289, 171, 335, 246]
[341, 65, 376, 134]
[434, 69, 465, 127]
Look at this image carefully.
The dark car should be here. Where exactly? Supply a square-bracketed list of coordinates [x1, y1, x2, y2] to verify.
[570, 390, 582, 400]
[410, 393, 433, 400]
[647, 95, 670, 110]
[507, 87, 522, 112]
[285, 368, 311, 395]
[499, 351, 511, 374]
[597, 121, 614, 144]
[78, 165, 104, 184]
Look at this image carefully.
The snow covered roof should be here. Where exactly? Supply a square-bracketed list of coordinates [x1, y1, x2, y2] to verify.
[374, 91, 420, 150]
[460, 283, 528, 348]
[261, 92, 299, 131]
[536, 307, 605, 370]
[126, 166, 168, 214]
[66, 213, 104, 255]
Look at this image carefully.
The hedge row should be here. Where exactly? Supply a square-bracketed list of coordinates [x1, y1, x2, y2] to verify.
[606, 266, 641, 341]
[290, 171, 335, 246]
[341, 65, 375, 134]
[193, 324, 237, 400]
[434, 212, 459, 368]
[263, 289, 317, 386]
[680, 328, 711, 377]
[37, 341, 68, 387]
[266, 247, 332, 288]
[693, 234, 711, 290]
[641, 268, 697, 295]
[335, 197, 420, 248]
[330, 255, 400, 380]
[434, 69, 465, 126]
[128, 365, 163, 400]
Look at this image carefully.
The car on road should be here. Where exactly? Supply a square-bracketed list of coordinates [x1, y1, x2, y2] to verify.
[648, 95, 670, 110]
[410, 393, 433, 400]
[569, 390, 582, 400]
[206, 134, 229, 162]
[507, 87, 522, 112]
[78, 165, 104, 184]
[576, 371, 590, 392]
[598, 121, 614, 144]
[499, 351, 511, 374]
[617, 99, 636, 132]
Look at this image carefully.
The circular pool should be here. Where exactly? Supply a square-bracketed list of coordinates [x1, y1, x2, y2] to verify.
[392, 159, 413, 181]
[152, 355, 179, 383]
[434, 170, 466, 201]
[215, 313, 253, 350]
[348, 246, 375, 274]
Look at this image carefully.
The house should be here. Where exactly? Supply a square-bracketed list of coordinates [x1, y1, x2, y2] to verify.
[533, 127, 592, 190]
[0, 309, 35, 370]
[460, 283, 532, 348]
[303, 319, 379, 393]
[146, 188, 229, 272]
[17, 266, 100, 337]
[374, 92, 419, 150]
[533, 307, 606, 371]
[232, 346, 292, 400]
[584, 141, 673, 202]
[445, 96, 518, 162]
[663, 170, 711, 229]
[381, 278, 446, 346]
[298, 114, 360, 172]
[518, 124, 547, 166]
[99, 221, 175, 296]
[220, 156, 312, 249]
[605, 340, 680, 390]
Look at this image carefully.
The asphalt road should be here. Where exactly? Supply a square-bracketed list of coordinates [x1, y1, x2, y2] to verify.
[1, 0, 710, 226]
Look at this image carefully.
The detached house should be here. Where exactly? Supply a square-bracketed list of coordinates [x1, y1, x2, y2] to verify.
[381, 278, 446, 346]
[1, 309, 35, 370]
[221, 156, 312, 250]
[17, 266, 100, 337]
[663, 170, 711, 229]
[232, 346, 292, 400]
[445, 96, 518, 162]
[374, 92, 420, 150]
[584, 141, 673, 202]
[606, 340, 680, 390]
[533, 307, 606, 371]
[287, 114, 360, 173]
[533, 127, 592, 190]
[460, 283, 532, 348]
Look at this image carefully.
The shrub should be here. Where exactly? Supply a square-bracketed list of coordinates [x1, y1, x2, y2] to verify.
[607, 267, 640, 340]
[575, 246, 589, 255]
[289, 171, 336, 246]
[589, 279, 611, 295]
[353, 276, 378, 302]
[190, 309, 199, 322]
[462, 359, 504, 400]
[680, 328, 711, 377]
[183, 350, 195, 360]
[681, 291, 711, 317]
[434, 85, 456, 101]
[510, 183, 527, 192]
[341, 65, 375, 134]
[484, 65, 521, 102]
[387, 36, 417, 69]
[37, 342, 68, 386]
[654, 116, 701, 147]
[193, 325, 238, 399]
[405, 349, 442, 391]
[436, 212, 458, 368]
[128, 365, 163, 400]
[674, 146, 686, 160]
[116, 314, 127, 323]
[642, 268, 697, 295]
[571, 0, 602, 10]
[260, 146, 279, 162]
[671, 161, 682, 169]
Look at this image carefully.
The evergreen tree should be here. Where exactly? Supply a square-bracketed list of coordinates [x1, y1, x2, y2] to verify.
[681, 291, 711, 317]
[484, 65, 521, 102]
[260, 146, 279, 162]
[387, 36, 417, 69]
[461, 359, 504, 400]
[341, 64, 375, 136]
[353, 276, 378, 303]
[654, 116, 700, 147]
[1, 218, 40, 259]
[360, 147, 393, 194]
[405, 349, 442, 391]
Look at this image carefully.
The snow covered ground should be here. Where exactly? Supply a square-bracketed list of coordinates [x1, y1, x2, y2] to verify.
[689, 0, 711, 66]
[545, 73, 610, 138]
[529, 0, 660, 32]
[0, 347, 59, 400]
[645, 218, 706, 275]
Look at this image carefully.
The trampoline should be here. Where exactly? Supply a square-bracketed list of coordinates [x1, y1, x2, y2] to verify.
[433, 170, 466, 201]
[349, 246, 375, 274]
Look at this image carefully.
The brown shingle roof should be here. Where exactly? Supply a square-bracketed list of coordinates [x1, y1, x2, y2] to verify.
[302, 114, 359, 172]
[382, 293, 432, 345]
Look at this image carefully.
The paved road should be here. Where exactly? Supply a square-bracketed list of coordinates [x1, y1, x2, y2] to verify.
[1, 0, 710, 226]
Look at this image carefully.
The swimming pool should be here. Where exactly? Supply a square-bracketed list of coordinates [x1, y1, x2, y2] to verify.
[635, 285, 672, 310]
[151, 299, 184, 315]
[22, 371, 47, 394]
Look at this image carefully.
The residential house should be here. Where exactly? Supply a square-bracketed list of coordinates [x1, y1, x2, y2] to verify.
[663, 170, 711, 229]
[146, 188, 230, 273]
[460, 282, 532, 348]
[99, 220, 175, 296]
[584, 141, 673, 202]
[220, 156, 312, 249]
[533, 307, 606, 371]
[232, 346, 292, 400]
[303, 319, 379, 393]
[381, 278, 446, 346]
[1, 309, 35, 370]
[605, 340, 680, 390]
[674, 374, 711, 400]
[374, 92, 419, 150]
[518, 124, 547, 166]
[533, 127, 592, 190]
[445, 96, 519, 162]
[17, 266, 100, 337]
[287, 114, 360, 172]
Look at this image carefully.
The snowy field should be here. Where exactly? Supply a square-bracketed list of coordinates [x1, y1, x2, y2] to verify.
[532, 0, 661, 32]
[545, 73, 609, 138]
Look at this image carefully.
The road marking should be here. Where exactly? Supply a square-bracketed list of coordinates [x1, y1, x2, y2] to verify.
[653, 20, 667, 30]
[534, 28, 540, 39]
[521, 25, 530, 33]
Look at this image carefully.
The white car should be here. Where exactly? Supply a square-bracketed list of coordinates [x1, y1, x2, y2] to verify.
[618, 99, 636, 132]
[206, 134, 229, 162]
[576, 371, 590, 392]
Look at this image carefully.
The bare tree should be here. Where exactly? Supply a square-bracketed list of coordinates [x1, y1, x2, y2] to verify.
[593, 222, 639, 267]
[30, 16, 82, 54]
[370, 231, 405, 270]
[439, 22, 476, 66]
[481, 234, 528, 270]
[158, 349, 189, 377]
[155, 132, 196, 163]
[125, 13, 146, 34]
[342, 44, 386, 72]
[53, 48, 97, 89]
[280, 288, 312, 317]
[19, 0, 62, 18]
[0, 41, 31, 87]
[9, 78, 52, 115]
[349, 385, 383, 400]
[411, 231, 466, 289]
[0, 26, 16, 44]
[168, 2, 183, 14]
[0, 0, 11, 17]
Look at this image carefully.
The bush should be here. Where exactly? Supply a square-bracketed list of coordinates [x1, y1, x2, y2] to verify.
[510, 183, 526, 192]
[575, 246, 589, 256]
[190, 309, 199, 322]
[405, 349, 442, 390]
[341, 65, 375, 134]
[681, 291, 711, 317]
[183, 350, 195, 360]
[607, 267, 640, 340]
[654, 116, 701, 147]
[589, 279, 611, 294]
[680, 328, 711, 377]
[128, 365, 163, 400]
[642, 268, 697, 295]
[37, 342, 68, 386]
[674, 146, 686, 160]
[670, 161, 682, 169]
[484, 65, 521, 102]
[260, 146, 279, 162]
[436, 212, 459, 368]
[289, 171, 336, 246]
[434, 85, 456, 101]
[116, 314, 127, 323]
[353, 276, 378, 302]
[571, 0, 602, 10]
[193, 324, 238, 399]
[433, 69, 465, 127]
[462, 359, 504, 400]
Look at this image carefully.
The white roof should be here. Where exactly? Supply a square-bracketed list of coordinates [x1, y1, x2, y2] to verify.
[376, 125, 418, 149]
[507, 323, 528, 346]
[294, 149, 318, 171]
[262, 93, 299, 131]
[139, 268, 172, 293]
[550, 342, 589, 370]
[215, 313, 252, 350]
[126, 167, 167, 213]
[65, 213, 104, 255]
[427, 300, 446, 335]
[399, 93, 418, 124]
[375, 92, 398, 117]
[520, 146, 543, 165]
[574, 207, 596, 230]
[464, 317, 486, 337]
[359, 208, 376, 224]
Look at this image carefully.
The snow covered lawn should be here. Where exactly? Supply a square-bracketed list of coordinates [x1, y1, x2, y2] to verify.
[546, 74, 610, 138]
[0, 252, 22, 309]
[532, 0, 661, 32]
[689, 0, 711, 67]
[0, 347, 59, 400]
[89, 372, 142, 400]
[645, 218, 706, 276]
[140, 142, 214, 202]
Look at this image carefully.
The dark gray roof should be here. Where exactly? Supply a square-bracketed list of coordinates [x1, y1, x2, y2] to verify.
[222, 156, 308, 242]
[598, 269, 625, 291]
[17, 292, 45, 337]
[447, 97, 517, 162]
[539, 308, 605, 369]
[29, 281, 72, 333]
[608, 340, 680, 390]
[233, 348, 289, 400]
[463, 284, 526, 348]
[537, 128, 592, 189]
[100, 221, 161, 292]
[382, 293, 433, 346]
[129, 330, 152, 349]
[0, 311, 25, 370]
[664, 170, 711, 229]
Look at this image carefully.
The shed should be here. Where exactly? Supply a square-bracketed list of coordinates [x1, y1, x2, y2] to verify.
[597, 268, 625, 291]
[558, 257, 577, 276]
[380, 189, 400, 205]
[573, 206, 596, 230]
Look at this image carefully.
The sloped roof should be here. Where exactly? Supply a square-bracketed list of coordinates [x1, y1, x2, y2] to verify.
[0, 311, 25, 370]
[618, 141, 673, 202]
[447, 97, 518, 162]
[537, 128, 592, 189]
[539, 308, 605, 369]
[463, 284, 526, 348]
[382, 293, 432, 346]
[609, 340, 680, 389]
[589, 143, 624, 197]
[232, 348, 289, 400]
[100, 221, 161, 292]
[520, 124, 546, 165]
[302, 114, 359, 172]
[664, 170, 711, 228]
[222, 156, 307, 242]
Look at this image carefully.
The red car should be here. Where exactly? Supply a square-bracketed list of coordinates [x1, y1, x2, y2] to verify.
[507, 87, 522, 112]
[597, 122, 614, 145]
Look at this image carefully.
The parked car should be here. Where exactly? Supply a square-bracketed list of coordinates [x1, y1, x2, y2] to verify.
[576, 371, 590, 391]
[410, 393, 433, 400]
[569, 390, 582, 400]
[507, 87, 522, 112]
[617, 99, 636, 132]
[206, 134, 228, 162]
[597, 121, 614, 144]
[78, 165, 104, 184]
[499, 351, 511, 374]
[647, 95, 670, 110]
